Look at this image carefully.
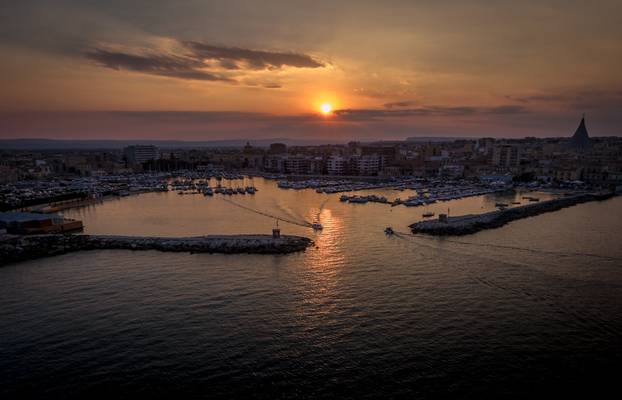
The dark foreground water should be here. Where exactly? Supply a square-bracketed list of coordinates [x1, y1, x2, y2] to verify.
[1, 179, 621, 398]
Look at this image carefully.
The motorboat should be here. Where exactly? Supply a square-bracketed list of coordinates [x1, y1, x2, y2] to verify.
[384, 227, 394, 235]
[422, 211, 435, 218]
[311, 223, 323, 230]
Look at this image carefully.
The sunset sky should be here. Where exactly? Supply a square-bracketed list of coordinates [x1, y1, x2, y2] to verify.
[1, 0, 621, 141]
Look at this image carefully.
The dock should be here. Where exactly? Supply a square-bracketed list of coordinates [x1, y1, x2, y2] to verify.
[0, 234, 313, 266]
[410, 192, 616, 236]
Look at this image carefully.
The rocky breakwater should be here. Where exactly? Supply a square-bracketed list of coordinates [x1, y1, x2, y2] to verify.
[410, 192, 616, 236]
[0, 234, 313, 266]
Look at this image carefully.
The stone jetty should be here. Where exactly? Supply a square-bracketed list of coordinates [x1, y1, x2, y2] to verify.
[410, 192, 616, 236]
[0, 234, 313, 266]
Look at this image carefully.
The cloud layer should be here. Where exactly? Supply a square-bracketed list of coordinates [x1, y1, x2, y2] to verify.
[85, 48, 234, 82]
[334, 105, 528, 121]
[85, 40, 325, 86]
[183, 41, 325, 70]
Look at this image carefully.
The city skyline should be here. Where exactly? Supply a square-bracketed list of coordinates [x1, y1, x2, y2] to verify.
[1, 1, 621, 140]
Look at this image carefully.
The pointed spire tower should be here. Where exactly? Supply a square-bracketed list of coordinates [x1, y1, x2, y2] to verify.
[570, 114, 591, 150]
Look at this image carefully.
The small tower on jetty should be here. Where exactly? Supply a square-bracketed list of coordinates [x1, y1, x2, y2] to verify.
[272, 219, 281, 239]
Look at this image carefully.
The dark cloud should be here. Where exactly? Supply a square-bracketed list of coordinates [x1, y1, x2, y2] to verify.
[184, 41, 325, 70]
[85, 40, 325, 84]
[334, 105, 528, 121]
[507, 94, 569, 103]
[384, 100, 417, 109]
[85, 48, 234, 82]
[486, 105, 528, 114]
[507, 89, 622, 106]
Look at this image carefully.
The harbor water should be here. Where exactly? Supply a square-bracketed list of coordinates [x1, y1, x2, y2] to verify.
[1, 178, 621, 397]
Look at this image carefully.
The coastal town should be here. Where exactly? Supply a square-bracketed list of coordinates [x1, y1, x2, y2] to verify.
[1, 117, 621, 256]
[2, 117, 621, 208]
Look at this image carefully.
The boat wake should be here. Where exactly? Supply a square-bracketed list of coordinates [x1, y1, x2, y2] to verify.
[221, 198, 313, 229]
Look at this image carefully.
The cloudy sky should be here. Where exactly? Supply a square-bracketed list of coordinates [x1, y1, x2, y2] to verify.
[1, 0, 620, 141]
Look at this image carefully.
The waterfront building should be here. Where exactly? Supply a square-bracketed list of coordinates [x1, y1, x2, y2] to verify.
[353, 155, 381, 175]
[264, 155, 286, 172]
[492, 145, 521, 169]
[0, 212, 83, 234]
[284, 156, 310, 174]
[359, 145, 396, 169]
[327, 155, 348, 175]
[123, 145, 160, 165]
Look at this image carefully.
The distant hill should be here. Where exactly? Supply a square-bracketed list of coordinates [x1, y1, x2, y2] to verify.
[0, 136, 488, 150]
[405, 136, 476, 142]
[0, 138, 346, 150]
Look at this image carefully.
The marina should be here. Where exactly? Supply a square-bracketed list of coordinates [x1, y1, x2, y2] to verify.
[3, 174, 610, 245]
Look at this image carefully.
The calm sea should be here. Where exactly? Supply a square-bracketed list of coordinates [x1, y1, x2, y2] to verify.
[1, 178, 621, 398]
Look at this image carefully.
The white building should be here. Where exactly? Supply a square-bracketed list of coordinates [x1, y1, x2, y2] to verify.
[353, 155, 380, 176]
[285, 156, 309, 174]
[327, 156, 348, 175]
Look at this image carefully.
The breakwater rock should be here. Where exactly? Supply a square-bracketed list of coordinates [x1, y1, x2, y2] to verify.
[410, 192, 615, 236]
[0, 234, 313, 266]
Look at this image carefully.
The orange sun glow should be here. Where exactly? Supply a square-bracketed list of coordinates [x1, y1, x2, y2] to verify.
[320, 103, 332, 115]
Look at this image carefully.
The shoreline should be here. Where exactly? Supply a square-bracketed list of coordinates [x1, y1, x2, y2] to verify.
[409, 192, 616, 236]
[0, 233, 313, 266]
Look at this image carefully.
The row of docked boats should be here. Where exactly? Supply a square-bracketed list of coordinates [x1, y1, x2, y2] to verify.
[393, 187, 507, 207]
[277, 179, 395, 193]
[339, 194, 389, 204]
[203, 186, 258, 196]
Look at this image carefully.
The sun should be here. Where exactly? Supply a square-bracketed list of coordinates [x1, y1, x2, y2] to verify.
[320, 103, 332, 115]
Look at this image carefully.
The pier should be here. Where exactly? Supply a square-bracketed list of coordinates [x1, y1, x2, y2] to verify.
[0, 233, 313, 266]
[410, 192, 616, 236]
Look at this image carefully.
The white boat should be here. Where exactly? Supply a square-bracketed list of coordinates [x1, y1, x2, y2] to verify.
[422, 211, 435, 218]
[311, 223, 323, 230]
